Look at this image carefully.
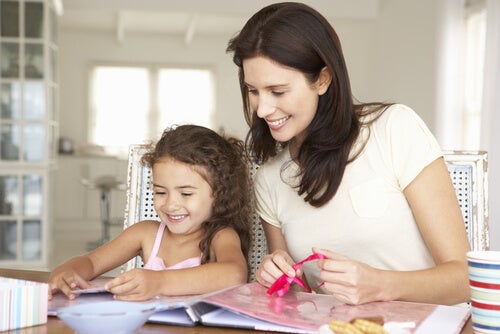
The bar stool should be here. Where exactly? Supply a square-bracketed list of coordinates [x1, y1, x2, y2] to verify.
[81, 175, 126, 250]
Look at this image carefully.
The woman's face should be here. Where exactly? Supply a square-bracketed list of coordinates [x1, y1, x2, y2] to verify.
[242, 55, 329, 146]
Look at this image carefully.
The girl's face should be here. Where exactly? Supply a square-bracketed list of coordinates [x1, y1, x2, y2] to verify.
[242, 55, 330, 146]
[152, 157, 214, 236]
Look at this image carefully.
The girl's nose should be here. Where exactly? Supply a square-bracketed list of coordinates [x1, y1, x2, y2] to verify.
[160, 197, 179, 212]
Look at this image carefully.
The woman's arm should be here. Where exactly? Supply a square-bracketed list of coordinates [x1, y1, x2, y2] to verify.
[395, 156, 470, 303]
[107, 227, 248, 300]
[317, 157, 471, 305]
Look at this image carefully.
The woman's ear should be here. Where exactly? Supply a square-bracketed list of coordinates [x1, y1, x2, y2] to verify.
[317, 67, 332, 95]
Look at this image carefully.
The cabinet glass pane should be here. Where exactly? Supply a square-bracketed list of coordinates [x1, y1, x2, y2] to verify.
[23, 175, 42, 216]
[0, 176, 19, 215]
[25, 2, 44, 38]
[1, 1, 19, 37]
[25, 43, 44, 79]
[23, 82, 45, 120]
[23, 123, 44, 161]
[1, 42, 20, 78]
[1, 82, 21, 119]
[0, 123, 20, 160]
[22, 220, 41, 260]
[0, 220, 17, 260]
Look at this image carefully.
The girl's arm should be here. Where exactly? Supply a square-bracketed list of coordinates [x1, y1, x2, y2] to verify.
[317, 157, 471, 305]
[106, 227, 248, 300]
[48, 222, 148, 299]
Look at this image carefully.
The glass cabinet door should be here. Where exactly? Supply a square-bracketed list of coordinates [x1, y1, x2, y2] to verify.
[0, 173, 43, 261]
[0, 0, 58, 268]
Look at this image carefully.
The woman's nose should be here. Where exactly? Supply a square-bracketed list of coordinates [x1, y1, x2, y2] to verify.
[255, 96, 275, 119]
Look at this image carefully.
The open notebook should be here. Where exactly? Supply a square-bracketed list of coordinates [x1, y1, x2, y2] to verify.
[48, 281, 470, 333]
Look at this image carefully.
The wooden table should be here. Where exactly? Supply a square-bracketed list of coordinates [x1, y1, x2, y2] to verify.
[1, 268, 472, 334]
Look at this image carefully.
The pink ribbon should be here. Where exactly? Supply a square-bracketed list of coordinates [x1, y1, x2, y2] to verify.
[267, 253, 327, 297]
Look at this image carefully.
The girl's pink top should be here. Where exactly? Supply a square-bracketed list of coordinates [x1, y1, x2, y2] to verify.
[143, 222, 202, 271]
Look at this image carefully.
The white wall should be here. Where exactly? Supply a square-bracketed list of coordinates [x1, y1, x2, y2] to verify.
[58, 31, 246, 143]
[58, 0, 439, 146]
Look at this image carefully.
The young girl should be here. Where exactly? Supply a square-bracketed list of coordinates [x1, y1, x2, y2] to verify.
[226, 2, 471, 305]
[49, 125, 252, 301]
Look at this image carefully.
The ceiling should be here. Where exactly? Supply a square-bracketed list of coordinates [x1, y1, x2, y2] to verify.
[59, 0, 380, 44]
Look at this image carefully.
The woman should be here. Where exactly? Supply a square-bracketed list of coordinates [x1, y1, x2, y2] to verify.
[226, 2, 470, 305]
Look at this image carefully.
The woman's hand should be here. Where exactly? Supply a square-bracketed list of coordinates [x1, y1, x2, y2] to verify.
[106, 268, 163, 301]
[314, 247, 384, 305]
[255, 249, 302, 287]
[48, 270, 91, 300]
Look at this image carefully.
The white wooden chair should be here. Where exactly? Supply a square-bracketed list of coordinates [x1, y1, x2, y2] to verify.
[444, 150, 489, 251]
[121, 145, 489, 279]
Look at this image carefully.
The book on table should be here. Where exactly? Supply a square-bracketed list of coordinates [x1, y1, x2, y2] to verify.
[48, 281, 471, 333]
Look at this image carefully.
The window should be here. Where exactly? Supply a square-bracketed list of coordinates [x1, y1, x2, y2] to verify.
[89, 65, 215, 157]
[463, 1, 486, 149]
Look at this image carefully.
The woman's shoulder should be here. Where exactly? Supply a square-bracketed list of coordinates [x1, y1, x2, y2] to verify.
[367, 103, 427, 132]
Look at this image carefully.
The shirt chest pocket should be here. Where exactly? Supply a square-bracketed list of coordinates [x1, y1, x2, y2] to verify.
[349, 178, 389, 218]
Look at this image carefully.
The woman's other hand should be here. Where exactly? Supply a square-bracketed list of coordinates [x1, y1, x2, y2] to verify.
[314, 247, 384, 305]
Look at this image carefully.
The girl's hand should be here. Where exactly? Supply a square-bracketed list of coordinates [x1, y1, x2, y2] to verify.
[314, 247, 384, 305]
[48, 271, 91, 300]
[255, 249, 302, 287]
[106, 269, 162, 301]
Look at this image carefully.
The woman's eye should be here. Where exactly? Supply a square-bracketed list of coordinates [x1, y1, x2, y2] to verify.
[247, 88, 258, 95]
[181, 192, 193, 197]
[272, 91, 284, 96]
[154, 191, 166, 195]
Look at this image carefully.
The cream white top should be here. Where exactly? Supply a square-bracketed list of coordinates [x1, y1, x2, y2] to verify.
[254, 104, 443, 292]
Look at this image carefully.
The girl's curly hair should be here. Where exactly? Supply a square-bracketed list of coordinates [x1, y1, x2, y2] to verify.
[141, 124, 253, 264]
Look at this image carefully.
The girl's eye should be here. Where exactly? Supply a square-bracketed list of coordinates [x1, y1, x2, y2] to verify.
[154, 191, 166, 195]
[248, 89, 258, 95]
[181, 193, 193, 197]
[272, 91, 284, 96]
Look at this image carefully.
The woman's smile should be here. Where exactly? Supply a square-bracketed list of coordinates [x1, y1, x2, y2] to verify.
[266, 115, 291, 130]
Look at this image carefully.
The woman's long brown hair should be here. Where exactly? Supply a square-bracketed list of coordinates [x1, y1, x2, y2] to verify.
[227, 2, 391, 207]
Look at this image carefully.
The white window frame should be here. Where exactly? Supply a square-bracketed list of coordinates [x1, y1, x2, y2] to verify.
[88, 64, 215, 158]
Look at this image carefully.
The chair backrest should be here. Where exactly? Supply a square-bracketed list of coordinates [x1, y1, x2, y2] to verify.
[443, 150, 489, 251]
[122, 145, 489, 277]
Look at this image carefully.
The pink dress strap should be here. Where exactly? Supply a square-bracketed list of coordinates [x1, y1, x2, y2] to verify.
[143, 222, 201, 271]
[143, 222, 167, 270]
